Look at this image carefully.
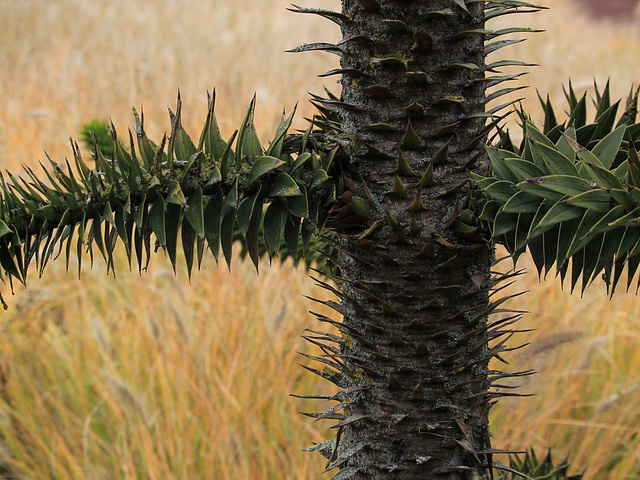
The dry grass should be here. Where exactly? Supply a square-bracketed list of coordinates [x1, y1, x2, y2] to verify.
[486, 5, 640, 476]
[491, 250, 640, 478]
[0, 0, 640, 478]
[487, 0, 640, 133]
[0, 253, 339, 479]
[0, 0, 341, 170]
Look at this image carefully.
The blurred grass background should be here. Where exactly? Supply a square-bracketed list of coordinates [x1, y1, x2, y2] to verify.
[0, 0, 640, 478]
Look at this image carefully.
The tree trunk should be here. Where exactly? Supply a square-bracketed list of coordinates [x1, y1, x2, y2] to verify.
[314, 1, 496, 478]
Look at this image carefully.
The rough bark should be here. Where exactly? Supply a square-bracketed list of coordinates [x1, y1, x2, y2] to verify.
[314, 1, 496, 478]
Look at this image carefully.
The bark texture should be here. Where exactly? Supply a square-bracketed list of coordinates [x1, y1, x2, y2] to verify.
[312, 1, 497, 478]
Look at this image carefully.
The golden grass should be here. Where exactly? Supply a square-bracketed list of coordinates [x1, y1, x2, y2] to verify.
[0, 253, 339, 479]
[0, 0, 341, 170]
[1, 0, 640, 478]
[491, 250, 640, 478]
[487, 0, 640, 132]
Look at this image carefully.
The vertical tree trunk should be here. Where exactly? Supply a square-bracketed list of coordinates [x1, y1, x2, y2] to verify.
[316, 1, 495, 478]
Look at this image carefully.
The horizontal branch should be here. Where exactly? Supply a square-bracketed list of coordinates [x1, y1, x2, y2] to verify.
[0, 92, 351, 305]
[474, 81, 640, 296]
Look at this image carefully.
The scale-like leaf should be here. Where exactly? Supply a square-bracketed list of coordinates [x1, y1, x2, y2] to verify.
[0, 221, 11, 240]
[203, 192, 223, 263]
[245, 198, 264, 271]
[493, 209, 518, 237]
[264, 200, 287, 258]
[165, 203, 182, 269]
[201, 90, 226, 160]
[502, 191, 541, 214]
[530, 141, 578, 177]
[591, 102, 621, 145]
[530, 202, 584, 238]
[249, 156, 286, 185]
[181, 217, 197, 279]
[149, 197, 167, 248]
[565, 189, 611, 212]
[591, 125, 626, 169]
[266, 107, 296, 158]
[236, 96, 261, 167]
[237, 188, 261, 236]
[484, 180, 517, 203]
[166, 181, 187, 208]
[486, 147, 520, 184]
[185, 186, 205, 238]
[225, 177, 239, 208]
[291, 152, 312, 173]
[453, 0, 469, 12]
[220, 206, 236, 269]
[526, 175, 592, 197]
[311, 169, 330, 189]
[503, 158, 546, 180]
[284, 215, 302, 263]
[286, 186, 309, 217]
[565, 210, 605, 259]
[219, 131, 238, 180]
[270, 173, 301, 197]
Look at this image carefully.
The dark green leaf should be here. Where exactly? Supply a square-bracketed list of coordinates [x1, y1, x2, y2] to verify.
[185, 186, 205, 238]
[483, 180, 517, 203]
[165, 203, 182, 269]
[266, 107, 296, 158]
[264, 200, 287, 258]
[204, 192, 223, 263]
[0, 242, 22, 282]
[225, 177, 239, 208]
[133, 194, 147, 230]
[486, 147, 520, 183]
[0, 221, 11, 240]
[291, 152, 312, 173]
[245, 198, 264, 272]
[284, 215, 301, 263]
[591, 125, 626, 169]
[149, 197, 167, 247]
[249, 156, 286, 185]
[269, 173, 301, 197]
[286, 186, 309, 218]
[201, 90, 226, 160]
[311, 169, 330, 189]
[526, 175, 592, 197]
[565, 189, 611, 212]
[503, 158, 546, 180]
[530, 141, 578, 177]
[530, 202, 584, 238]
[502, 191, 541, 214]
[220, 130, 238, 180]
[166, 181, 187, 208]
[181, 216, 197, 279]
[220, 206, 236, 269]
[237, 188, 261, 236]
[236, 96, 261, 167]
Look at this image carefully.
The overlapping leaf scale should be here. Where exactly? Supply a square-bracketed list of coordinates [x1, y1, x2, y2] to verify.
[0, 94, 340, 304]
[476, 104, 640, 295]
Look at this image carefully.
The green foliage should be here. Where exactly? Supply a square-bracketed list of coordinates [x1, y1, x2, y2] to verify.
[0, 92, 343, 306]
[474, 81, 640, 295]
[78, 117, 336, 272]
[79, 118, 114, 160]
[500, 448, 583, 480]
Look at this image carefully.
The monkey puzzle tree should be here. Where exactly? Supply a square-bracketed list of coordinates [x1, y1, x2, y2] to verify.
[1, 1, 637, 479]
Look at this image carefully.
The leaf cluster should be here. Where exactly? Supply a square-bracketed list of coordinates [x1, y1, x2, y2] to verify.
[501, 448, 583, 480]
[0, 92, 342, 306]
[474, 81, 640, 295]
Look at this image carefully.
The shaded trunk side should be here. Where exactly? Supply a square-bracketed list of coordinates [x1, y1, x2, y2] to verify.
[313, 1, 496, 478]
